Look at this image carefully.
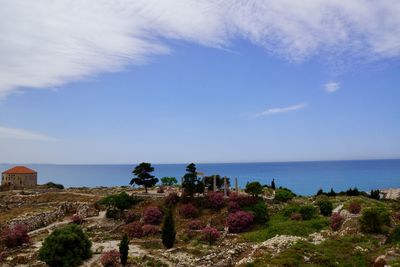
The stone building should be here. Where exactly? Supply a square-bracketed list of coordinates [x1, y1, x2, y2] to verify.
[1, 166, 37, 189]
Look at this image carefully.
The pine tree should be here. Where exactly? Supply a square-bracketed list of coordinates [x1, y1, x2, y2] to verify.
[161, 208, 176, 249]
[182, 163, 204, 197]
[130, 162, 158, 193]
[119, 234, 129, 266]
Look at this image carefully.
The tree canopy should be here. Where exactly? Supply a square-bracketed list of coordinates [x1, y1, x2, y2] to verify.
[130, 162, 158, 193]
[181, 163, 204, 197]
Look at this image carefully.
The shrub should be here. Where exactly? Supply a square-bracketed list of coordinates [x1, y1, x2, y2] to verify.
[143, 206, 163, 225]
[317, 199, 333, 216]
[38, 224, 92, 267]
[71, 214, 83, 225]
[202, 226, 220, 245]
[229, 193, 258, 207]
[160, 177, 178, 186]
[165, 192, 180, 206]
[187, 220, 204, 230]
[119, 234, 129, 266]
[142, 224, 159, 236]
[126, 221, 143, 238]
[245, 181, 263, 197]
[1, 224, 29, 248]
[386, 226, 400, 244]
[360, 208, 390, 234]
[228, 201, 241, 213]
[162, 208, 176, 249]
[43, 182, 64, 189]
[274, 188, 295, 202]
[124, 210, 139, 224]
[330, 213, 344, 231]
[206, 192, 225, 210]
[290, 213, 302, 221]
[106, 208, 120, 219]
[227, 211, 254, 233]
[100, 250, 120, 267]
[299, 205, 317, 220]
[179, 203, 199, 219]
[282, 204, 301, 218]
[99, 192, 141, 212]
[349, 202, 361, 214]
[244, 200, 269, 224]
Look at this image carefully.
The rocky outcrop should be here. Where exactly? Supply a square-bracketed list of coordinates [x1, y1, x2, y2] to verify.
[7, 202, 98, 232]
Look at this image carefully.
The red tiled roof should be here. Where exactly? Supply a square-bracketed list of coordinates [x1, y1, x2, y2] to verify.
[2, 166, 37, 174]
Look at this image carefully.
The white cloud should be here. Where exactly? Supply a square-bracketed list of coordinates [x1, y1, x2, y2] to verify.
[0, 126, 58, 141]
[324, 82, 340, 93]
[252, 103, 307, 118]
[1, 1, 400, 96]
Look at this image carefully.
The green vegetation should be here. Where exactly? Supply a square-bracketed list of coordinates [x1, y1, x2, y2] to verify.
[99, 192, 142, 219]
[243, 199, 269, 224]
[43, 182, 64, 189]
[119, 234, 129, 266]
[316, 198, 333, 216]
[160, 177, 178, 186]
[38, 224, 92, 267]
[274, 188, 295, 202]
[360, 207, 390, 234]
[182, 163, 204, 197]
[130, 162, 159, 193]
[204, 175, 230, 191]
[245, 181, 263, 197]
[161, 207, 176, 249]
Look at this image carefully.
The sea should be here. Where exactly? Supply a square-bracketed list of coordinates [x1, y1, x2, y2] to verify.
[1, 159, 400, 196]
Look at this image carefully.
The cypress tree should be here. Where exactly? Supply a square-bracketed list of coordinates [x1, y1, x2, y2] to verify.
[119, 234, 129, 266]
[161, 207, 176, 249]
[271, 178, 276, 190]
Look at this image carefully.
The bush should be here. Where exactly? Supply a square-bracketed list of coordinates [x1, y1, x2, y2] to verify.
[282, 204, 301, 218]
[119, 234, 129, 266]
[228, 201, 241, 213]
[160, 177, 178, 186]
[165, 192, 180, 206]
[349, 202, 361, 214]
[71, 214, 83, 225]
[162, 208, 176, 249]
[100, 250, 120, 267]
[1, 224, 29, 248]
[245, 181, 263, 197]
[299, 205, 317, 220]
[38, 224, 92, 267]
[143, 206, 163, 225]
[179, 203, 199, 219]
[124, 210, 139, 224]
[227, 211, 254, 233]
[386, 226, 400, 244]
[274, 188, 295, 202]
[126, 221, 143, 238]
[106, 208, 120, 219]
[317, 199, 333, 216]
[202, 226, 220, 245]
[244, 200, 269, 224]
[142, 224, 159, 236]
[229, 193, 258, 207]
[330, 213, 344, 231]
[99, 192, 142, 211]
[206, 192, 225, 210]
[43, 182, 64, 189]
[187, 220, 204, 230]
[290, 213, 302, 221]
[360, 208, 390, 234]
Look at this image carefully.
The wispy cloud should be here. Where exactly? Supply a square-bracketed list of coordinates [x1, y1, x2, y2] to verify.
[324, 82, 340, 93]
[251, 103, 307, 118]
[1, 1, 400, 96]
[0, 126, 58, 141]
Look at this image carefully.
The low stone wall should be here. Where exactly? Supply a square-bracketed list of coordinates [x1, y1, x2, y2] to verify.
[7, 202, 98, 232]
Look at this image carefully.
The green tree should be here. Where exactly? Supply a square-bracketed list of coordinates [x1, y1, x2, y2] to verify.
[130, 162, 158, 193]
[161, 207, 176, 249]
[160, 177, 178, 186]
[317, 198, 333, 216]
[119, 234, 129, 266]
[182, 163, 204, 197]
[204, 175, 230, 191]
[245, 181, 263, 197]
[271, 179, 276, 190]
[38, 224, 92, 267]
[274, 188, 295, 202]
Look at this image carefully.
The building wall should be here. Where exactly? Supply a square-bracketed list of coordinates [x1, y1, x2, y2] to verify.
[1, 173, 37, 189]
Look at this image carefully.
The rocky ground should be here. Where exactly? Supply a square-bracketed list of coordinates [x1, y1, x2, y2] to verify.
[0, 187, 399, 266]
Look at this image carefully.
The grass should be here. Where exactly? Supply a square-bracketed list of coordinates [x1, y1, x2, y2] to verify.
[241, 212, 329, 242]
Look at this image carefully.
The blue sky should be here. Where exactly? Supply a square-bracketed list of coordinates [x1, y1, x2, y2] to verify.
[1, 1, 400, 163]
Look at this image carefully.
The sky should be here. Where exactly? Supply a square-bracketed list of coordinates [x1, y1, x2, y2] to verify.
[0, 0, 399, 164]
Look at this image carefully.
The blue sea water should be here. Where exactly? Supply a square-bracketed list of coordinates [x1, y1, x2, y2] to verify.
[1, 160, 399, 196]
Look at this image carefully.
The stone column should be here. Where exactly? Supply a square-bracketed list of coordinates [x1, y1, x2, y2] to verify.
[223, 177, 228, 197]
[213, 175, 217, 192]
[235, 177, 239, 192]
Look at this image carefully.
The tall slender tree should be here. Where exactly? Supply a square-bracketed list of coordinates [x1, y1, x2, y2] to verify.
[182, 163, 204, 197]
[271, 179, 276, 190]
[130, 162, 158, 193]
[119, 234, 129, 266]
[161, 207, 176, 249]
